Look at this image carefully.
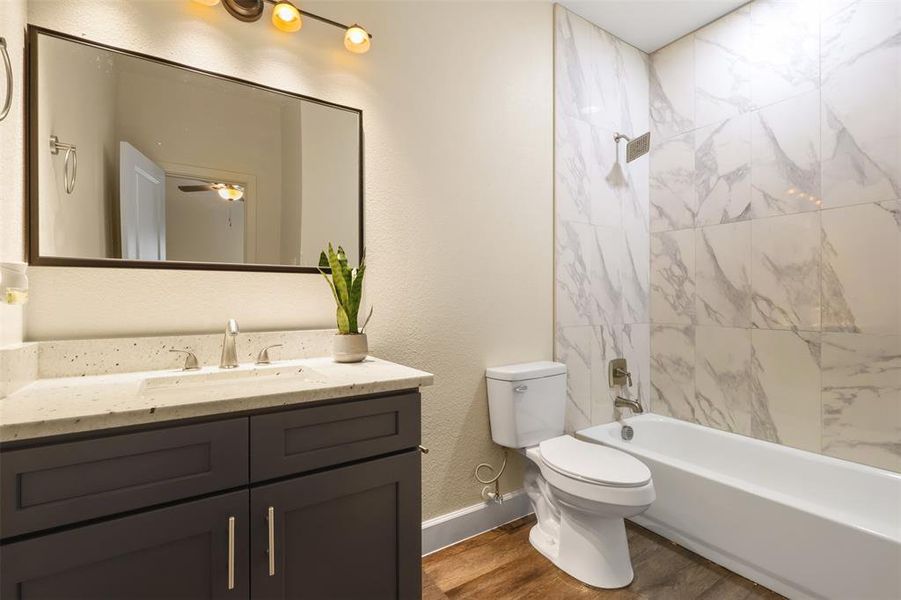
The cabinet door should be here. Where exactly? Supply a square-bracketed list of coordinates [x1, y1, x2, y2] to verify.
[0, 491, 250, 600]
[251, 450, 421, 600]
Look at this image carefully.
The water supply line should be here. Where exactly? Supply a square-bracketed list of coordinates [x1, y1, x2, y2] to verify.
[475, 450, 507, 504]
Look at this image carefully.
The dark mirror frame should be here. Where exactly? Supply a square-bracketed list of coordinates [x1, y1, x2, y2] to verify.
[26, 26, 364, 274]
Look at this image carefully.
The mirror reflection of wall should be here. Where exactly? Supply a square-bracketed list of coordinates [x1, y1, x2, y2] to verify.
[34, 30, 361, 270]
[167, 177, 245, 264]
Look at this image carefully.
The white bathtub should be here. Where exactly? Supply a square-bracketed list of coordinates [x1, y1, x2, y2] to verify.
[579, 414, 901, 600]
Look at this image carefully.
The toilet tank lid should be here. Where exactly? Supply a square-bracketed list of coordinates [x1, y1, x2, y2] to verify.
[486, 361, 566, 382]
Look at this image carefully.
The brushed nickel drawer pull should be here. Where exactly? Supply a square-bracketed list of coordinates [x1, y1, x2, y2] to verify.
[227, 516, 236, 591]
[267, 506, 276, 576]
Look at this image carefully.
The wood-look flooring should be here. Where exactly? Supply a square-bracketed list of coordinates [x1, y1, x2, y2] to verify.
[422, 516, 784, 600]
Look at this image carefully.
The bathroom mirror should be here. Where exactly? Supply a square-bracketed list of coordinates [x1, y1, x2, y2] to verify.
[27, 27, 362, 273]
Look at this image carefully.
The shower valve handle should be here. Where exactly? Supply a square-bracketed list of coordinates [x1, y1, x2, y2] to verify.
[615, 367, 632, 387]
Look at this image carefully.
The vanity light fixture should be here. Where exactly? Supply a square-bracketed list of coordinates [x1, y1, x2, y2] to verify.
[193, 0, 372, 53]
[344, 25, 371, 54]
[272, 1, 302, 33]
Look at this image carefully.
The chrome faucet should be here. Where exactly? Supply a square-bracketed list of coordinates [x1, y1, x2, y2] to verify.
[220, 319, 240, 369]
[614, 396, 644, 414]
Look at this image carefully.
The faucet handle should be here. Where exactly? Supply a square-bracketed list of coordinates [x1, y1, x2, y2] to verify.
[169, 349, 200, 371]
[256, 344, 283, 365]
[616, 368, 633, 387]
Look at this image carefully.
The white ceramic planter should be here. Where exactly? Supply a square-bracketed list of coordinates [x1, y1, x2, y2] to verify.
[333, 333, 368, 363]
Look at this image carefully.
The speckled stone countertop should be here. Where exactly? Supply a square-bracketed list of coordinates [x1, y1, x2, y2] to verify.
[0, 357, 433, 443]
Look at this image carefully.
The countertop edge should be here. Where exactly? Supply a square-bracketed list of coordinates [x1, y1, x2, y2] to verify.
[1, 374, 434, 444]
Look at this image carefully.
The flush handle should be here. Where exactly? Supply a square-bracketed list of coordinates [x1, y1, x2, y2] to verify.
[513, 384, 528, 393]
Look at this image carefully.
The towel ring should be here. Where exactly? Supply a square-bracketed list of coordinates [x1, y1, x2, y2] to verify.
[50, 135, 78, 194]
[0, 37, 11, 122]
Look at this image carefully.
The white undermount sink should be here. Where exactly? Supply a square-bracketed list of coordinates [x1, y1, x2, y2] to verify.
[140, 363, 323, 393]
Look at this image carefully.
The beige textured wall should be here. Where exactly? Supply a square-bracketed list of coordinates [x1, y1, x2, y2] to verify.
[300, 101, 360, 267]
[18, 0, 554, 519]
[37, 35, 117, 258]
[0, 0, 27, 346]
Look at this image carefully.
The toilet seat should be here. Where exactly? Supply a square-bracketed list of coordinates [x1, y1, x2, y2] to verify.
[539, 435, 651, 488]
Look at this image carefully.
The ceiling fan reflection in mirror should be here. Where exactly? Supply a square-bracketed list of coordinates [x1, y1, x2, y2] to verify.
[178, 182, 245, 201]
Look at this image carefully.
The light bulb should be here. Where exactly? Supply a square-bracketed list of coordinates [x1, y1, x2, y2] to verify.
[272, 1, 302, 32]
[344, 25, 371, 54]
[218, 185, 244, 201]
[193, 0, 221, 6]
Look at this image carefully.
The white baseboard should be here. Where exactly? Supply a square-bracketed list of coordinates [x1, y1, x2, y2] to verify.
[421, 490, 533, 556]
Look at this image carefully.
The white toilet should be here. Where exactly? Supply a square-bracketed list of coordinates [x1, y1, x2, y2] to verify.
[486, 361, 654, 589]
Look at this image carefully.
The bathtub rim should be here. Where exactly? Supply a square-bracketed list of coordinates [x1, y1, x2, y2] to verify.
[577, 413, 901, 546]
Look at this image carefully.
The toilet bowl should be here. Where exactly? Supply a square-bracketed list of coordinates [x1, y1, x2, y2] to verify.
[523, 435, 654, 588]
[485, 361, 655, 589]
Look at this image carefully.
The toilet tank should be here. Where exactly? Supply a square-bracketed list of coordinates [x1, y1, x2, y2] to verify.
[485, 361, 567, 448]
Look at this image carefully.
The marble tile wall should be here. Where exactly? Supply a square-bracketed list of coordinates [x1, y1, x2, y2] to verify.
[555, 5, 650, 431]
[648, 0, 900, 472]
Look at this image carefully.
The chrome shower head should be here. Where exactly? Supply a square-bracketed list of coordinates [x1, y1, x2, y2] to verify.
[614, 131, 651, 163]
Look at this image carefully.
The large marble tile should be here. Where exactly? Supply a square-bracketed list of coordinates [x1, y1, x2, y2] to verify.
[589, 225, 624, 327]
[651, 229, 695, 325]
[554, 5, 593, 124]
[650, 325, 695, 419]
[695, 326, 752, 435]
[554, 115, 622, 230]
[822, 201, 900, 334]
[750, 329, 822, 452]
[621, 178, 650, 325]
[821, 1, 901, 207]
[556, 324, 593, 433]
[591, 26, 650, 137]
[555, 220, 594, 327]
[649, 34, 695, 141]
[822, 332, 901, 472]
[589, 324, 622, 425]
[695, 114, 752, 226]
[694, 5, 752, 128]
[555, 116, 602, 225]
[650, 130, 697, 232]
[748, 0, 820, 109]
[695, 222, 752, 328]
[585, 7, 650, 141]
[620, 323, 651, 414]
[751, 91, 822, 219]
[821, 0, 858, 22]
[616, 38, 650, 138]
[751, 212, 821, 331]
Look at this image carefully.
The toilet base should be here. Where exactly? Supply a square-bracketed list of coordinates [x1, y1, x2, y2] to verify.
[522, 454, 643, 589]
[528, 512, 634, 589]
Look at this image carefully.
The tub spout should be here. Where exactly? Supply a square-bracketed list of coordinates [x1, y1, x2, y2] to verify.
[615, 396, 643, 413]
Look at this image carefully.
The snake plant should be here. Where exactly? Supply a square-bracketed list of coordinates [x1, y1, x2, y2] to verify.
[318, 244, 373, 335]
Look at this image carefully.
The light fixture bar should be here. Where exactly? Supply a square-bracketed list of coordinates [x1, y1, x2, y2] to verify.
[262, 0, 373, 38]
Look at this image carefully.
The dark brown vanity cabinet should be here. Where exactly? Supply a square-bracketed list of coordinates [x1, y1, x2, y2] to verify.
[0, 391, 422, 600]
[0, 491, 251, 600]
[251, 450, 421, 599]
